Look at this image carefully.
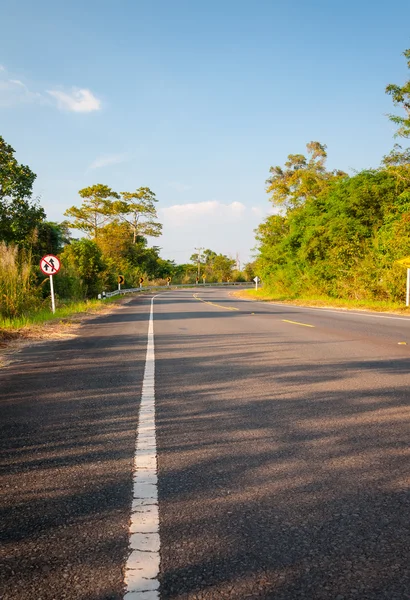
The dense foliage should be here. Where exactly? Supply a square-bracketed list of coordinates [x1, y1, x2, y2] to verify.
[0, 137, 245, 318]
[256, 161, 410, 300]
[0, 136, 45, 247]
[254, 49, 410, 302]
[4, 48, 409, 317]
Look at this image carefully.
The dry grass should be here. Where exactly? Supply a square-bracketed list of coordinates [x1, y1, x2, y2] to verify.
[0, 295, 131, 367]
[0, 242, 40, 319]
[233, 288, 410, 315]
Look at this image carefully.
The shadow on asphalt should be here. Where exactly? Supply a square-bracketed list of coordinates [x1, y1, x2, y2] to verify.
[1, 299, 410, 599]
[0, 304, 151, 600]
[154, 328, 410, 600]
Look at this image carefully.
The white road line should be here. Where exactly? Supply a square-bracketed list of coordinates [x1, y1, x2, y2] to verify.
[124, 297, 160, 600]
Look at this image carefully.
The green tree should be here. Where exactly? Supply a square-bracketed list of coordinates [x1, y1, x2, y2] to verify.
[32, 221, 71, 263]
[190, 249, 235, 281]
[60, 238, 106, 297]
[96, 221, 134, 266]
[386, 49, 410, 138]
[381, 144, 410, 168]
[112, 187, 162, 243]
[0, 135, 45, 246]
[255, 168, 409, 301]
[189, 249, 217, 273]
[179, 262, 197, 283]
[243, 261, 256, 281]
[266, 141, 346, 211]
[211, 254, 236, 281]
[64, 184, 119, 238]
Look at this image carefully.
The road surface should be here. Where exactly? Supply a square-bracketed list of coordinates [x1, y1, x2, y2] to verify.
[1, 288, 410, 599]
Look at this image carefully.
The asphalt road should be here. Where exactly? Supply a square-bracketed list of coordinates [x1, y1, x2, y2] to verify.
[1, 288, 410, 599]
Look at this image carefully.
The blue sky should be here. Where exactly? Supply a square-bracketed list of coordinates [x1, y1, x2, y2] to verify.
[1, 0, 410, 264]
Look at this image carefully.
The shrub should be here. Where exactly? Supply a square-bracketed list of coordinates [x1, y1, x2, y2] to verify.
[0, 242, 40, 318]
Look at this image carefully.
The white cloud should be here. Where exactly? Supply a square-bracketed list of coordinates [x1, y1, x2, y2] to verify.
[47, 88, 101, 113]
[0, 76, 44, 107]
[157, 201, 263, 263]
[251, 205, 283, 218]
[160, 200, 246, 226]
[167, 181, 191, 193]
[251, 206, 264, 218]
[0, 67, 100, 114]
[88, 153, 128, 170]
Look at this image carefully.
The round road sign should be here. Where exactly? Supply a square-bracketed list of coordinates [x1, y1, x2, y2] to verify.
[40, 254, 61, 276]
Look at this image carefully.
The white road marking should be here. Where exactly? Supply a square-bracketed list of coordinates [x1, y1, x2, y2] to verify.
[124, 297, 160, 599]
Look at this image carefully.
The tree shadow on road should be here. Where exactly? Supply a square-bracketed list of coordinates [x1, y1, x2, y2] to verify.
[0, 303, 152, 600]
[155, 330, 410, 600]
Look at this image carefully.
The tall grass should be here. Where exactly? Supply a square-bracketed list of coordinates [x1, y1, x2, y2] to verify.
[0, 242, 40, 318]
[0, 296, 122, 332]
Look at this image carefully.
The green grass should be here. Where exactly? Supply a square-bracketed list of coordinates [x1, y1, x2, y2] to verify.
[0, 296, 121, 331]
[240, 288, 410, 314]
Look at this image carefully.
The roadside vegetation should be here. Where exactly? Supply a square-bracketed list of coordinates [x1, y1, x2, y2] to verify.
[2, 48, 410, 331]
[240, 289, 410, 315]
[250, 49, 410, 309]
[0, 137, 250, 331]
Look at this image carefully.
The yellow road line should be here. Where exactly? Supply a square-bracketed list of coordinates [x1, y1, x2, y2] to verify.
[282, 319, 315, 328]
[193, 294, 239, 311]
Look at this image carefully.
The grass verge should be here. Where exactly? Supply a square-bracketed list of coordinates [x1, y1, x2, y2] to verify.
[234, 288, 410, 315]
[0, 296, 123, 340]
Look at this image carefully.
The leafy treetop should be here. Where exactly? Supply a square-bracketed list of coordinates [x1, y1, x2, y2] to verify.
[386, 49, 410, 139]
[266, 141, 347, 211]
[64, 184, 120, 238]
[112, 187, 162, 243]
[0, 135, 45, 246]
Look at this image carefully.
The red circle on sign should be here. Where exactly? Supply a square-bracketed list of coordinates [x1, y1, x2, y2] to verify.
[40, 254, 61, 276]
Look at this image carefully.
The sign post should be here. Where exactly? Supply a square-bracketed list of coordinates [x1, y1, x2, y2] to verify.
[394, 257, 410, 306]
[40, 254, 61, 314]
[118, 275, 125, 291]
[167, 277, 171, 287]
[253, 276, 260, 291]
[49, 274, 56, 313]
[139, 277, 144, 290]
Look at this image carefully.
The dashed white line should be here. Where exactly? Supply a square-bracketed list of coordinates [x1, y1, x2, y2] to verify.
[124, 297, 160, 600]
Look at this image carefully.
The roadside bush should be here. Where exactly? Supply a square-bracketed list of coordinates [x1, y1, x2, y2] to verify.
[0, 242, 40, 318]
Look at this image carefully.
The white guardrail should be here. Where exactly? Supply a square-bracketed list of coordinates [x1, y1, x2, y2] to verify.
[102, 281, 255, 299]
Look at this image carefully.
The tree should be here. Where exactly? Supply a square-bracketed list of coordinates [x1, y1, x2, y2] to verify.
[64, 184, 119, 238]
[0, 135, 45, 246]
[179, 262, 197, 283]
[96, 221, 134, 266]
[266, 141, 347, 211]
[254, 166, 408, 300]
[189, 248, 235, 281]
[203, 249, 217, 263]
[243, 261, 256, 281]
[381, 144, 410, 167]
[32, 221, 71, 263]
[189, 249, 217, 270]
[386, 49, 410, 138]
[112, 187, 162, 243]
[211, 254, 236, 281]
[255, 214, 289, 279]
[60, 238, 106, 297]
